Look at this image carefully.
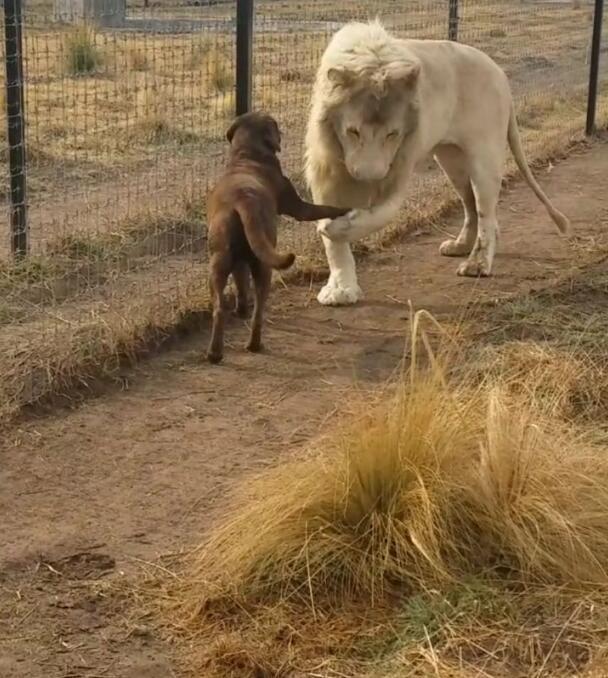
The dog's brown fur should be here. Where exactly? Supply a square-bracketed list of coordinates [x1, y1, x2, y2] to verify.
[206, 111, 349, 363]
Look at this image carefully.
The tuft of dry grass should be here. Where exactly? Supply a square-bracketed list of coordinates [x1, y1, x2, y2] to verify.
[63, 24, 102, 76]
[125, 46, 149, 72]
[204, 49, 235, 94]
[127, 86, 200, 146]
[189, 39, 235, 93]
[142, 310, 608, 676]
[465, 264, 608, 427]
[469, 341, 608, 423]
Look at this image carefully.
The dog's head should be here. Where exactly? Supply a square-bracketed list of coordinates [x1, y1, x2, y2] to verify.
[226, 112, 282, 154]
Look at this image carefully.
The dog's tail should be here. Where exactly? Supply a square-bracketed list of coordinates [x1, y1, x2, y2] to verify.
[507, 102, 571, 236]
[236, 197, 295, 270]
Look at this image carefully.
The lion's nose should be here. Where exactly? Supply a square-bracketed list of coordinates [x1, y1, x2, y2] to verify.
[349, 165, 363, 180]
[350, 164, 385, 182]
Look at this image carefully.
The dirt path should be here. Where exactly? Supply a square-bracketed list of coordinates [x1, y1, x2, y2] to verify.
[1, 141, 607, 678]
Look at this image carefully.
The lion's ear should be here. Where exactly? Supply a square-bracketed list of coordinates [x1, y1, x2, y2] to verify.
[384, 60, 421, 87]
[327, 67, 356, 87]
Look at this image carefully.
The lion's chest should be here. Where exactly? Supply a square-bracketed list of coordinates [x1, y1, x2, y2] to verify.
[334, 178, 378, 209]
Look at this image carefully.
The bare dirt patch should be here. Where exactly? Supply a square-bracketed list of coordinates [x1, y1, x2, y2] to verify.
[1, 141, 607, 677]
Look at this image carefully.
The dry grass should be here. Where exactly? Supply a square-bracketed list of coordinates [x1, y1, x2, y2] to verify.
[62, 24, 103, 76]
[0, 265, 210, 422]
[136, 309, 608, 676]
[124, 45, 150, 72]
[0, 200, 206, 421]
[127, 86, 201, 146]
[470, 341, 607, 423]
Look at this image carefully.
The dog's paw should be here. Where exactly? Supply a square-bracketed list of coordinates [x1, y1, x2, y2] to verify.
[317, 280, 363, 306]
[317, 210, 359, 241]
[206, 351, 223, 364]
[246, 340, 264, 353]
[234, 305, 249, 319]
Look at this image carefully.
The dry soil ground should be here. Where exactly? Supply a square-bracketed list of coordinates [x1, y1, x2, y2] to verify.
[1, 140, 608, 677]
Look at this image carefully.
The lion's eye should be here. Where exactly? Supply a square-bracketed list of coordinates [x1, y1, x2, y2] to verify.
[346, 127, 360, 138]
[386, 130, 398, 140]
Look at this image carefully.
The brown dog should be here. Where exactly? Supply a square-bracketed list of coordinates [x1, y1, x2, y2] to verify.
[206, 112, 349, 364]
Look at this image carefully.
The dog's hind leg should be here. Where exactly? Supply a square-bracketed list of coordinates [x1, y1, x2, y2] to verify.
[207, 253, 231, 364]
[232, 261, 250, 318]
[247, 262, 271, 353]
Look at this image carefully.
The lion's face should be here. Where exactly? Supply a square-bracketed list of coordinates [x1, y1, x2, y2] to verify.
[324, 56, 420, 183]
[330, 88, 417, 183]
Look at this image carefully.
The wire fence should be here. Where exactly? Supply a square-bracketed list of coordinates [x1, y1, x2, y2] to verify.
[0, 0, 606, 415]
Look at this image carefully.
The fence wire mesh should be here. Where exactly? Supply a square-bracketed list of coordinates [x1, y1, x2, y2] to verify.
[0, 0, 606, 416]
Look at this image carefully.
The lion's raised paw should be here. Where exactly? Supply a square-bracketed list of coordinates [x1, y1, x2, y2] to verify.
[317, 210, 359, 242]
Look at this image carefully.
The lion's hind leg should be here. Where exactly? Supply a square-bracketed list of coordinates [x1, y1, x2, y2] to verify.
[435, 144, 479, 258]
[456, 148, 504, 278]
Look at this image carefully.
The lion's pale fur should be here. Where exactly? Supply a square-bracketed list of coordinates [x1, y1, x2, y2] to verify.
[305, 20, 570, 306]
[305, 20, 419, 202]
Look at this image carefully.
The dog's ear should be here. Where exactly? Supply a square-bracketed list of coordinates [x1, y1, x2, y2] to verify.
[226, 117, 242, 143]
[263, 118, 281, 153]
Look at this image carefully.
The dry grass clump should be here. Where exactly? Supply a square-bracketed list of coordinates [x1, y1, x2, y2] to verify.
[467, 266, 608, 425]
[468, 341, 607, 423]
[149, 313, 608, 676]
[63, 25, 102, 76]
[185, 36, 234, 94]
[128, 87, 200, 146]
[125, 46, 150, 73]
[200, 44, 234, 94]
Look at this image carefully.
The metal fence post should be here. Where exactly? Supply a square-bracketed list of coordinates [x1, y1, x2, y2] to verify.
[3, 0, 28, 257]
[236, 0, 254, 116]
[448, 0, 459, 41]
[586, 0, 605, 135]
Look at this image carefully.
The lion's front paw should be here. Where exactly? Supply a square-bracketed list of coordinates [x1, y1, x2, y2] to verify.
[317, 279, 363, 306]
[317, 210, 359, 242]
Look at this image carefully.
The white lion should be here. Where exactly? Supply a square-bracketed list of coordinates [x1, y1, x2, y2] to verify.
[304, 20, 570, 306]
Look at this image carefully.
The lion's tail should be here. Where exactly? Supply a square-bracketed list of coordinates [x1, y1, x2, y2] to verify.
[507, 102, 571, 236]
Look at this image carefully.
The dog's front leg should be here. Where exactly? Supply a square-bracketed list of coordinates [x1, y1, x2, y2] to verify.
[317, 192, 405, 244]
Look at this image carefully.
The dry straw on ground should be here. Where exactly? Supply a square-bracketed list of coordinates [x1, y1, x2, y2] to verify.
[139, 309, 608, 677]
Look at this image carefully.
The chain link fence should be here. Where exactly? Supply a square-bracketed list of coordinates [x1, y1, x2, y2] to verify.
[0, 0, 606, 416]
